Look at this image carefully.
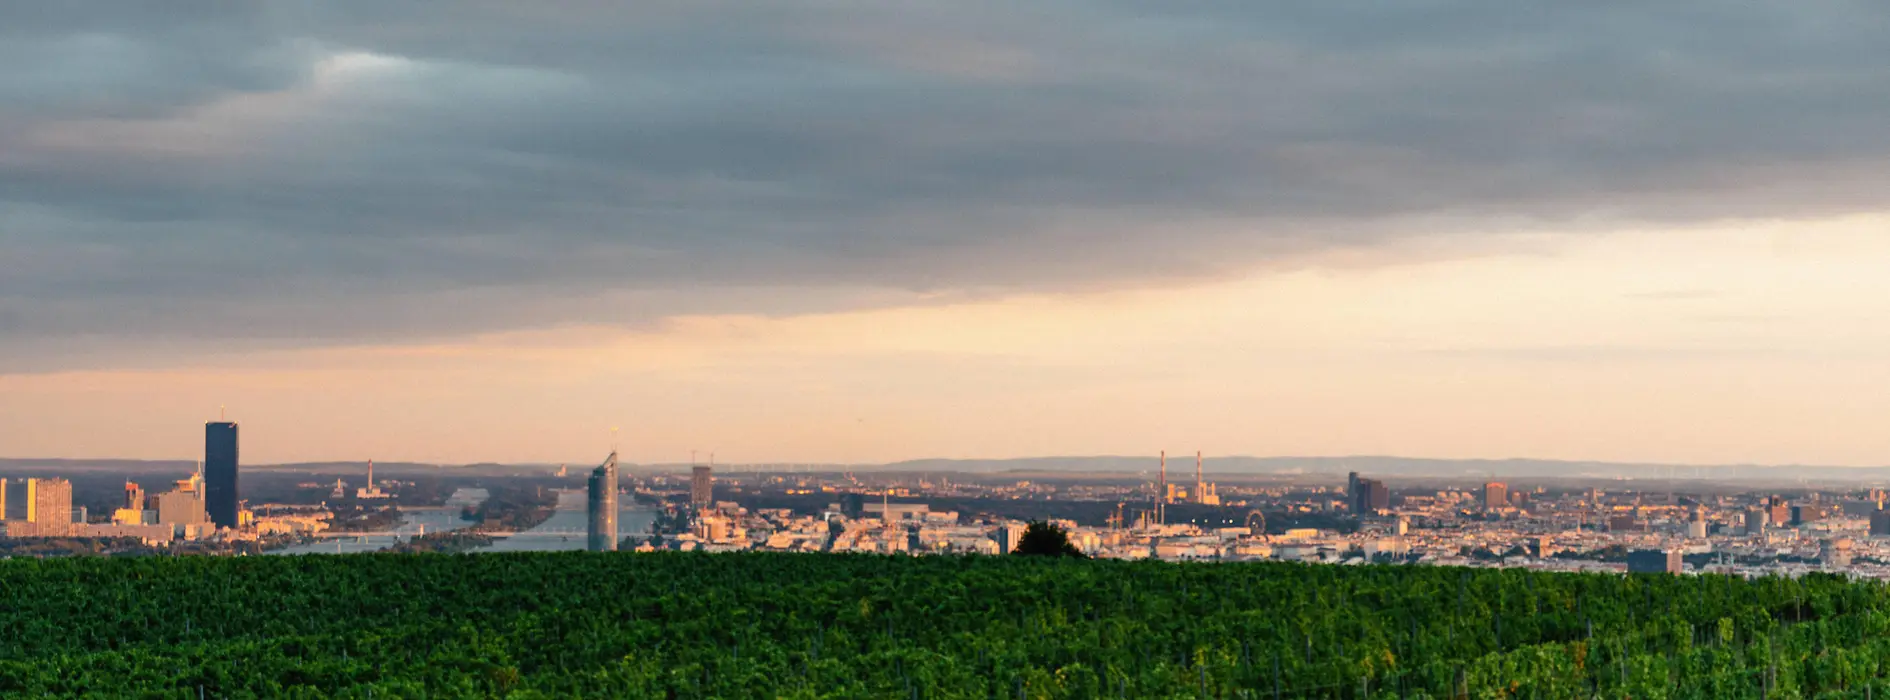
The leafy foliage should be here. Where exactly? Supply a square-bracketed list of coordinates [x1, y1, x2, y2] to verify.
[385, 531, 496, 554]
[464, 486, 558, 532]
[0, 553, 1886, 697]
[1013, 521, 1086, 558]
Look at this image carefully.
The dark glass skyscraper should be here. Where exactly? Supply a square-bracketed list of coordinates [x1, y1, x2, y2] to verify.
[204, 422, 240, 529]
[587, 452, 618, 552]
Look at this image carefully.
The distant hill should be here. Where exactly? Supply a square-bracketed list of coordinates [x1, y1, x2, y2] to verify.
[6, 455, 1889, 484]
[882, 455, 1890, 484]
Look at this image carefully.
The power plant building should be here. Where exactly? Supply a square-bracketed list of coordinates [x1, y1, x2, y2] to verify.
[587, 452, 618, 552]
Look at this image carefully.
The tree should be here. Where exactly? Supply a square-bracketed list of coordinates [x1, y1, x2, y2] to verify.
[1013, 521, 1086, 558]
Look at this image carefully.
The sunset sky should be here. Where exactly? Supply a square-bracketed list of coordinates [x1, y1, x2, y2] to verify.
[6, 3, 1890, 466]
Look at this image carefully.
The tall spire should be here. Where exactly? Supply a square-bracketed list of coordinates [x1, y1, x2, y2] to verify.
[1157, 450, 1167, 525]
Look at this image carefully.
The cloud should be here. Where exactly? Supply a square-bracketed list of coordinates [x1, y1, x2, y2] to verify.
[6, 1, 1890, 371]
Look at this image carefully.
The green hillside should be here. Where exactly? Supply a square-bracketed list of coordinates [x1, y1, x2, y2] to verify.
[0, 553, 1884, 698]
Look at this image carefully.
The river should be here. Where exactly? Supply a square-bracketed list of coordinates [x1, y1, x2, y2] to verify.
[270, 488, 656, 555]
[471, 490, 659, 553]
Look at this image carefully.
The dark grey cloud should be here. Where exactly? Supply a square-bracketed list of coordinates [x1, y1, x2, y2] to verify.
[6, 1, 1890, 371]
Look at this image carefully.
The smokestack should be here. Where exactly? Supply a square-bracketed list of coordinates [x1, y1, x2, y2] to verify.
[1195, 451, 1203, 504]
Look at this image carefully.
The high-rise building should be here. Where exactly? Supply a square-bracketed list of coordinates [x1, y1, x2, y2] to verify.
[1482, 482, 1509, 511]
[691, 465, 714, 507]
[1684, 506, 1708, 538]
[204, 421, 240, 529]
[155, 488, 207, 527]
[1350, 477, 1389, 514]
[587, 452, 618, 552]
[995, 523, 1027, 554]
[1871, 509, 1890, 538]
[1767, 496, 1792, 528]
[0, 478, 18, 521]
[124, 481, 145, 511]
[3, 478, 76, 538]
[1747, 508, 1770, 535]
[1792, 505, 1823, 527]
[31, 478, 73, 536]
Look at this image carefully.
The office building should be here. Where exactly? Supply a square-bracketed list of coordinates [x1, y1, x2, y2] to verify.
[30, 478, 73, 537]
[1482, 482, 1509, 511]
[1871, 509, 1890, 538]
[691, 465, 713, 507]
[995, 523, 1027, 554]
[204, 421, 240, 529]
[1351, 477, 1389, 514]
[0, 478, 20, 521]
[5, 478, 75, 538]
[1767, 497, 1792, 528]
[1746, 508, 1769, 535]
[1792, 505, 1823, 527]
[1607, 514, 1640, 533]
[1626, 549, 1682, 575]
[156, 488, 207, 528]
[840, 492, 866, 518]
[587, 452, 618, 552]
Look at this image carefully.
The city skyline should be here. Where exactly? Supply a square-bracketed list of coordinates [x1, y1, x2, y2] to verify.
[9, 5, 1890, 466]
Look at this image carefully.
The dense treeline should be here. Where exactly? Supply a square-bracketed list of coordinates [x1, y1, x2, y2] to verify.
[2, 554, 1889, 697]
[385, 531, 496, 554]
[463, 486, 558, 532]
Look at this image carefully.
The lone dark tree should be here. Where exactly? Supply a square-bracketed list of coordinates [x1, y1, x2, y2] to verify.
[1013, 521, 1087, 558]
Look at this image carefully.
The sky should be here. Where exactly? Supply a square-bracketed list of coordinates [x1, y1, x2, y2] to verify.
[5, 3, 1890, 466]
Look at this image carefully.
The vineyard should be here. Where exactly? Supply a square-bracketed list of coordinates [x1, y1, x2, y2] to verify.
[2, 553, 1889, 698]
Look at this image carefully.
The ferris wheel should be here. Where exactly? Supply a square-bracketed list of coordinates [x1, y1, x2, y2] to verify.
[1244, 510, 1267, 539]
